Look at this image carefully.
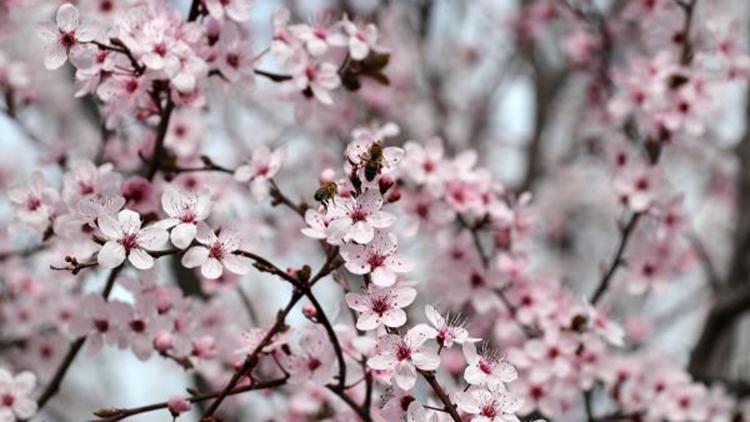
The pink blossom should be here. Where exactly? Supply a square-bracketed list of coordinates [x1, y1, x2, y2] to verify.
[290, 56, 341, 105]
[159, 188, 212, 249]
[340, 229, 413, 287]
[340, 16, 379, 61]
[289, 20, 347, 56]
[214, 23, 255, 83]
[368, 326, 440, 390]
[37, 4, 97, 70]
[326, 189, 396, 244]
[345, 285, 416, 331]
[204, 0, 250, 22]
[0, 368, 37, 421]
[8, 172, 59, 232]
[280, 325, 337, 385]
[97, 209, 169, 270]
[463, 342, 518, 387]
[181, 226, 251, 279]
[454, 384, 523, 422]
[417, 305, 479, 349]
[234, 145, 286, 201]
[167, 395, 191, 417]
[70, 295, 130, 355]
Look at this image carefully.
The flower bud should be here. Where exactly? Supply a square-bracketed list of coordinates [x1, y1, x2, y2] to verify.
[302, 304, 317, 318]
[167, 396, 191, 417]
[320, 168, 336, 183]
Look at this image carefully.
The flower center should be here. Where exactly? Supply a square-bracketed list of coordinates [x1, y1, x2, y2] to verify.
[130, 319, 146, 333]
[94, 319, 109, 332]
[349, 207, 368, 222]
[480, 358, 496, 374]
[60, 32, 76, 48]
[209, 242, 224, 260]
[154, 42, 167, 57]
[307, 357, 322, 371]
[120, 233, 139, 251]
[226, 53, 240, 69]
[367, 253, 385, 269]
[1, 393, 14, 407]
[180, 212, 196, 223]
[26, 197, 41, 211]
[480, 404, 497, 418]
[370, 296, 390, 316]
[395, 344, 411, 361]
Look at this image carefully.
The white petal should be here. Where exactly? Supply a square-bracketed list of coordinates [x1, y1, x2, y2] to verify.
[412, 349, 440, 371]
[170, 223, 196, 249]
[222, 254, 251, 275]
[138, 225, 169, 250]
[97, 241, 125, 268]
[381, 309, 406, 328]
[181, 246, 209, 268]
[44, 45, 68, 70]
[118, 209, 142, 233]
[394, 361, 417, 390]
[128, 248, 154, 270]
[97, 212, 123, 239]
[356, 312, 380, 331]
[57, 3, 80, 32]
[201, 258, 224, 279]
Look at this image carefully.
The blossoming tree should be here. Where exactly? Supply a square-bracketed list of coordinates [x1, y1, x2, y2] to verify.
[0, 0, 749, 421]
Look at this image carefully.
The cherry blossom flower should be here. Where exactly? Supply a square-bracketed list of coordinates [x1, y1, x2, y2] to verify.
[215, 23, 255, 83]
[345, 285, 416, 331]
[96, 209, 168, 270]
[368, 326, 440, 390]
[181, 227, 252, 279]
[300, 208, 334, 240]
[417, 305, 479, 349]
[290, 56, 341, 105]
[340, 16, 380, 60]
[290, 19, 346, 57]
[69, 295, 130, 355]
[402, 139, 446, 188]
[340, 229, 413, 287]
[159, 188, 211, 249]
[8, 172, 59, 232]
[463, 342, 518, 387]
[37, 4, 96, 70]
[0, 368, 37, 421]
[327, 189, 396, 244]
[167, 396, 191, 418]
[204, 0, 250, 22]
[281, 325, 337, 385]
[234, 145, 286, 201]
[454, 384, 523, 422]
[62, 159, 122, 206]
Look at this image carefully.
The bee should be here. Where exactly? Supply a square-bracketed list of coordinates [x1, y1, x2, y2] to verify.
[363, 142, 385, 182]
[314, 181, 338, 207]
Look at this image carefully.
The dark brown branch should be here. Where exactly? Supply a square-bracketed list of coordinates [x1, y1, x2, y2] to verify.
[589, 212, 641, 305]
[92, 377, 288, 421]
[418, 370, 461, 422]
[145, 98, 175, 181]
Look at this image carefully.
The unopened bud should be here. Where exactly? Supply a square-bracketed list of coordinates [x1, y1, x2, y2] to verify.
[303, 304, 317, 318]
[320, 168, 336, 183]
[167, 396, 191, 417]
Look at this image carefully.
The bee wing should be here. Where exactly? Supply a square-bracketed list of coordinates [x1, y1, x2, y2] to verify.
[383, 147, 405, 167]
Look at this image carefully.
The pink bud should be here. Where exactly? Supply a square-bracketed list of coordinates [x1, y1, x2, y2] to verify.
[167, 396, 191, 417]
[302, 304, 317, 318]
[386, 186, 401, 203]
[153, 331, 173, 352]
[320, 168, 336, 183]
